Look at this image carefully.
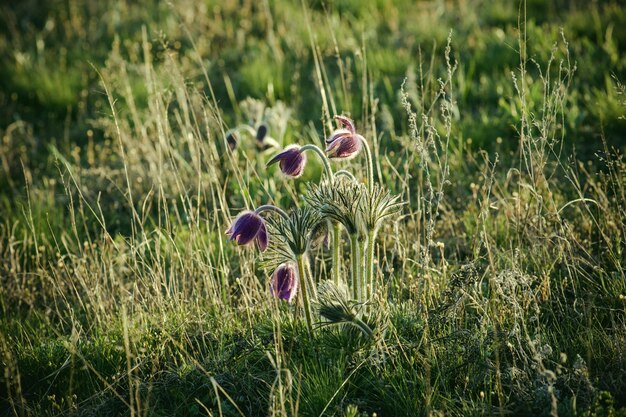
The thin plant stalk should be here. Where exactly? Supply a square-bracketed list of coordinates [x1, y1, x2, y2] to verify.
[304, 254, 318, 300]
[296, 254, 314, 335]
[228, 125, 256, 137]
[335, 169, 356, 181]
[300, 144, 333, 178]
[332, 223, 342, 285]
[364, 229, 377, 301]
[350, 234, 361, 301]
[353, 316, 374, 338]
[300, 144, 343, 287]
[255, 205, 290, 219]
[360, 137, 374, 191]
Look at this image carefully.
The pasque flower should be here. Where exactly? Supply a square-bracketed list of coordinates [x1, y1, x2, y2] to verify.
[225, 211, 269, 251]
[267, 145, 307, 177]
[256, 123, 268, 142]
[226, 132, 238, 151]
[271, 263, 299, 303]
[325, 115, 364, 160]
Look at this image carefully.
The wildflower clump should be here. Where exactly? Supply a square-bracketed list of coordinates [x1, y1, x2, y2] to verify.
[225, 114, 403, 334]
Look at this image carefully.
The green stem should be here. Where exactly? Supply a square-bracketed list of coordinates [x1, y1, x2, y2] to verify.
[296, 254, 314, 335]
[332, 223, 342, 285]
[300, 144, 333, 179]
[365, 229, 377, 301]
[298, 145, 342, 287]
[360, 137, 374, 191]
[350, 234, 361, 301]
[304, 255, 318, 300]
[236, 125, 257, 137]
[255, 204, 290, 220]
[359, 234, 368, 302]
[353, 316, 374, 338]
[334, 170, 356, 181]
[225, 125, 256, 142]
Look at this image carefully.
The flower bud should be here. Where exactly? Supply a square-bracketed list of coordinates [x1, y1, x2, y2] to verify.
[226, 132, 238, 150]
[225, 211, 268, 251]
[325, 116, 363, 160]
[256, 124, 268, 142]
[271, 263, 298, 303]
[267, 145, 307, 177]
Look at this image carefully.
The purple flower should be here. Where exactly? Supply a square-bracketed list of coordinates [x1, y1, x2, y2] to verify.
[256, 124, 268, 142]
[266, 145, 307, 177]
[225, 211, 268, 251]
[226, 132, 238, 151]
[271, 263, 299, 303]
[325, 116, 363, 160]
[334, 115, 356, 132]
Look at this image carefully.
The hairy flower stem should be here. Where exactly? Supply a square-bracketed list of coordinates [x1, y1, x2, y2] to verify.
[300, 144, 333, 179]
[226, 125, 256, 138]
[334, 170, 356, 181]
[364, 229, 377, 302]
[255, 205, 290, 220]
[353, 316, 375, 338]
[360, 137, 374, 191]
[304, 255, 318, 300]
[332, 223, 342, 285]
[296, 254, 314, 335]
[350, 234, 361, 301]
[299, 144, 343, 285]
[300, 143, 341, 284]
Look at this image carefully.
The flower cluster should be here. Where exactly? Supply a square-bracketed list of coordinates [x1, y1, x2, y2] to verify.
[225, 114, 402, 334]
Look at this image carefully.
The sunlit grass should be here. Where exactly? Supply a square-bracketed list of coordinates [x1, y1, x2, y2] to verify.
[1, 0, 626, 416]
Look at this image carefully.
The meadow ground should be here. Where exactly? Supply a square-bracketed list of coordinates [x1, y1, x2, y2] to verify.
[1, 0, 625, 416]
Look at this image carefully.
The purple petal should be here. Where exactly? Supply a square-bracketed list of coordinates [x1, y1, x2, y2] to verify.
[256, 222, 268, 252]
[226, 132, 238, 150]
[267, 149, 291, 166]
[327, 133, 362, 159]
[271, 263, 298, 303]
[267, 145, 301, 167]
[228, 212, 263, 245]
[325, 129, 352, 146]
[334, 136, 361, 158]
[334, 115, 355, 133]
[256, 124, 268, 142]
[280, 152, 306, 177]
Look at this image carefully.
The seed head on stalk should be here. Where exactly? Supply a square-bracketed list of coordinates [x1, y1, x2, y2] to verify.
[359, 183, 405, 234]
[306, 178, 366, 237]
[261, 206, 321, 270]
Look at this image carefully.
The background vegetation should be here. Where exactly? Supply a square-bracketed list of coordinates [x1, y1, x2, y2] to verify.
[1, 0, 625, 415]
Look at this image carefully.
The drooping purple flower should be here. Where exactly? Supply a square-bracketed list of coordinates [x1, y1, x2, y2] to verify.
[226, 132, 238, 150]
[334, 115, 356, 132]
[256, 124, 268, 142]
[266, 145, 307, 177]
[225, 211, 268, 251]
[271, 263, 299, 303]
[325, 116, 363, 160]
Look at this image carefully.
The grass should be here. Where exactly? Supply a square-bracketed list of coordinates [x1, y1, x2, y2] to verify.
[1, 0, 626, 416]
